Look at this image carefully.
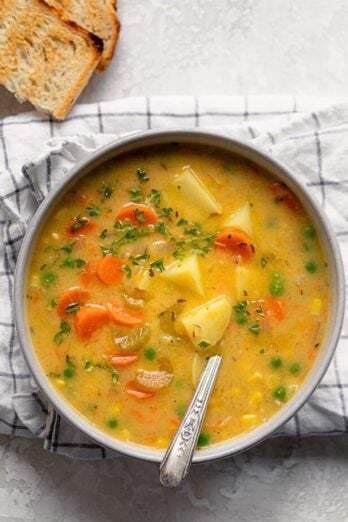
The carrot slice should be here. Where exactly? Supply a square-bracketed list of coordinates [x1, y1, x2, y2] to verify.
[116, 203, 158, 226]
[263, 297, 285, 322]
[67, 216, 98, 236]
[57, 287, 90, 317]
[106, 354, 139, 368]
[106, 302, 143, 326]
[125, 381, 155, 400]
[214, 228, 254, 259]
[75, 304, 110, 341]
[270, 183, 300, 212]
[96, 255, 124, 285]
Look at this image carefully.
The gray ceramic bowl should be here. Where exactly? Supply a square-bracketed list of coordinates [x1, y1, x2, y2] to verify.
[14, 129, 345, 464]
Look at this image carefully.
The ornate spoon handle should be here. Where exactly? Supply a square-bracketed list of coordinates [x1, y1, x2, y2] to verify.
[159, 354, 222, 488]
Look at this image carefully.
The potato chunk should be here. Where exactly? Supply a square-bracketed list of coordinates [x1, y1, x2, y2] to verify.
[161, 255, 204, 295]
[180, 295, 232, 350]
[224, 203, 253, 237]
[174, 167, 222, 215]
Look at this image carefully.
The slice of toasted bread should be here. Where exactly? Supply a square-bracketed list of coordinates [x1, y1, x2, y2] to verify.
[0, 0, 103, 120]
[45, 0, 120, 71]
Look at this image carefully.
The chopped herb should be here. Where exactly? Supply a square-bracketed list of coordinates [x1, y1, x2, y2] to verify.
[85, 206, 101, 217]
[289, 362, 301, 374]
[65, 302, 80, 314]
[164, 286, 174, 295]
[103, 183, 113, 199]
[159, 207, 173, 218]
[198, 340, 211, 350]
[303, 242, 311, 252]
[101, 221, 153, 256]
[48, 372, 61, 379]
[271, 357, 282, 369]
[155, 221, 169, 235]
[144, 347, 157, 361]
[197, 432, 210, 447]
[145, 189, 161, 208]
[40, 264, 47, 271]
[99, 228, 108, 240]
[129, 188, 143, 203]
[305, 261, 318, 273]
[47, 298, 57, 311]
[172, 249, 186, 261]
[122, 265, 132, 279]
[107, 418, 118, 429]
[177, 218, 188, 227]
[58, 241, 76, 254]
[273, 386, 286, 401]
[302, 225, 316, 239]
[233, 301, 248, 324]
[260, 257, 268, 268]
[53, 320, 71, 344]
[71, 214, 89, 232]
[131, 254, 150, 265]
[60, 257, 86, 269]
[133, 208, 145, 224]
[136, 168, 149, 183]
[84, 360, 120, 385]
[111, 368, 120, 385]
[150, 258, 165, 272]
[259, 348, 265, 355]
[249, 322, 261, 335]
[41, 271, 57, 287]
[184, 223, 202, 236]
[84, 361, 94, 372]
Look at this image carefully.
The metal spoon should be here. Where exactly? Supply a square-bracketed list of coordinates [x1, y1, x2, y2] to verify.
[159, 354, 222, 487]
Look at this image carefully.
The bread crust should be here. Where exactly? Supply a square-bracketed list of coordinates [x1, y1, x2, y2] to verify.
[44, 0, 121, 72]
[96, 0, 121, 72]
[0, 0, 104, 120]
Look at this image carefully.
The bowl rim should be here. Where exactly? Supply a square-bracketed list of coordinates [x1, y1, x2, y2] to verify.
[14, 128, 345, 464]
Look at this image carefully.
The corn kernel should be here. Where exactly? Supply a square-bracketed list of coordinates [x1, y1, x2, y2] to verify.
[120, 428, 131, 441]
[249, 391, 263, 406]
[248, 372, 263, 384]
[156, 438, 170, 449]
[310, 298, 322, 315]
[241, 414, 258, 428]
[55, 379, 65, 388]
[229, 386, 241, 398]
[265, 373, 280, 389]
[29, 275, 40, 288]
[110, 404, 121, 416]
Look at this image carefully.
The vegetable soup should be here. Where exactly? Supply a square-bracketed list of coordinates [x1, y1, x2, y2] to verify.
[26, 145, 330, 449]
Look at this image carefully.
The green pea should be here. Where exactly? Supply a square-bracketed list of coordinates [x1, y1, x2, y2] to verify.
[270, 272, 284, 296]
[270, 282, 284, 296]
[305, 261, 318, 273]
[63, 367, 75, 379]
[273, 386, 286, 401]
[197, 432, 210, 447]
[41, 271, 56, 286]
[289, 362, 301, 375]
[271, 357, 282, 369]
[107, 418, 118, 429]
[144, 347, 156, 361]
[175, 403, 187, 417]
[302, 225, 316, 239]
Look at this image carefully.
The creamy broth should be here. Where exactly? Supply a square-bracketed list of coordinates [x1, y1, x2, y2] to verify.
[26, 145, 330, 449]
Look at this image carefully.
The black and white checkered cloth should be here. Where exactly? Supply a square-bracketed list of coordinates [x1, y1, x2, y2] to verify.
[0, 96, 347, 459]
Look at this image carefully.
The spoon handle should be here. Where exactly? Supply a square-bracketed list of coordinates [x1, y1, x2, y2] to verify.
[159, 354, 222, 488]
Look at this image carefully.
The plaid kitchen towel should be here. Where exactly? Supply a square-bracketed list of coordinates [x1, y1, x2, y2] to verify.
[0, 96, 347, 459]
